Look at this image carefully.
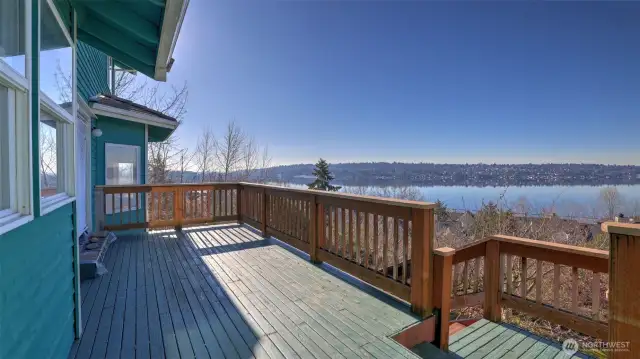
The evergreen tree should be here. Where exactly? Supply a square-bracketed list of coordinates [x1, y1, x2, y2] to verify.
[308, 158, 341, 191]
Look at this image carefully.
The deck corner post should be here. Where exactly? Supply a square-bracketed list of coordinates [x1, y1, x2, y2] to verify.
[237, 184, 243, 224]
[602, 221, 640, 358]
[94, 187, 105, 231]
[484, 239, 501, 322]
[261, 188, 268, 237]
[410, 207, 435, 317]
[432, 247, 455, 351]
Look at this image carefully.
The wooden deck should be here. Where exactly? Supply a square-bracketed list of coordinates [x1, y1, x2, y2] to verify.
[68, 224, 427, 359]
[444, 319, 592, 358]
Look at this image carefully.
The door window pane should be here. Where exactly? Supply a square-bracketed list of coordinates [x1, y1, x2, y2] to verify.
[106, 144, 140, 213]
[0, 0, 26, 77]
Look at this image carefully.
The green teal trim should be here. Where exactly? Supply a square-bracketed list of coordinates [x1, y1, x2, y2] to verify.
[31, 0, 40, 217]
[72, 0, 166, 78]
[0, 204, 77, 359]
[71, 201, 82, 339]
[148, 125, 174, 142]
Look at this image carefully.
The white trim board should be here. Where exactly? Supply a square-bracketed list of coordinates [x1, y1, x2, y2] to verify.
[90, 103, 178, 130]
[155, 0, 189, 81]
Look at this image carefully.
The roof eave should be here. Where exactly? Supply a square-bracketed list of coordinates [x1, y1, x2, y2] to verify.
[154, 0, 189, 81]
[90, 102, 179, 131]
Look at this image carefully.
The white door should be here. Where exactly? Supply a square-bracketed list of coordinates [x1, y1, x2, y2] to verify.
[75, 119, 89, 235]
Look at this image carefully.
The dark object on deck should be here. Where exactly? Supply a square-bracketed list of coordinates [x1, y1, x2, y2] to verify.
[79, 231, 116, 279]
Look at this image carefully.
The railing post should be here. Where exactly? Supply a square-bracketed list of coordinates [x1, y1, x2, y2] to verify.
[260, 188, 268, 237]
[174, 187, 183, 231]
[237, 184, 243, 224]
[484, 240, 501, 322]
[309, 196, 321, 263]
[410, 207, 434, 317]
[94, 187, 105, 231]
[602, 222, 640, 358]
[432, 247, 455, 351]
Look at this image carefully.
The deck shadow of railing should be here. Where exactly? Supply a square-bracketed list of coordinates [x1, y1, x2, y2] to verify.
[182, 224, 273, 255]
[148, 227, 263, 359]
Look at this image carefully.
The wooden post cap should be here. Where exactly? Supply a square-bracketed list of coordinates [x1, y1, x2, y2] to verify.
[601, 221, 640, 237]
[433, 247, 456, 257]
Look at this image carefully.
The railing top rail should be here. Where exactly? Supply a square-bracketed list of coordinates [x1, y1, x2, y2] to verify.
[490, 234, 609, 259]
[601, 221, 640, 236]
[95, 182, 239, 189]
[239, 182, 437, 209]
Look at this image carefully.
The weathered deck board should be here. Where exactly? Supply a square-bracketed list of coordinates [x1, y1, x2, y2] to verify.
[447, 319, 593, 358]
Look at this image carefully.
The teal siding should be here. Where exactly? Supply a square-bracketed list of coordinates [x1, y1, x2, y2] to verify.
[77, 42, 110, 101]
[0, 204, 76, 359]
[91, 116, 147, 228]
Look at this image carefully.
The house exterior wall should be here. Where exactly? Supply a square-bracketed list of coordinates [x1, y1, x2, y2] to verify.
[0, 204, 77, 359]
[92, 116, 147, 228]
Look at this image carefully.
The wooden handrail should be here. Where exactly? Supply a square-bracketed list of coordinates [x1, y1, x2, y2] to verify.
[95, 182, 437, 318]
[238, 182, 437, 209]
[433, 235, 611, 343]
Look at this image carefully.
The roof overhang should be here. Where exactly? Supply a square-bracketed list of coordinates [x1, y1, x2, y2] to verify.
[72, 0, 189, 81]
[90, 103, 179, 131]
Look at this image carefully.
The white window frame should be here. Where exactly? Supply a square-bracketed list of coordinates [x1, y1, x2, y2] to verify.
[38, 0, 76, 216]
[0, 0, 33, 235]
[105, 143, 141, 215]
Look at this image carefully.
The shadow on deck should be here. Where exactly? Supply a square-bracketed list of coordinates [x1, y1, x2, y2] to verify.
[68, 224, 427, 359]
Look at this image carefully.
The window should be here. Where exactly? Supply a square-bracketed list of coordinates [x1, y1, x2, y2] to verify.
[0, 0, 31, 235]
[40, 0, 72, 106]
[0, 0, 26, 78]
[105, 144, 141, 214]
[39, 0, 75, 214]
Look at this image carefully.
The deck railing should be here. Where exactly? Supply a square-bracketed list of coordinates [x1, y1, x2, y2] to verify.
[95, 183, 640, 356]
[432, 235, 611, 350]
[95, 182, 437, 317]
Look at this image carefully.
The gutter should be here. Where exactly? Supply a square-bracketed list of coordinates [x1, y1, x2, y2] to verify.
[154, 0, 190, 81]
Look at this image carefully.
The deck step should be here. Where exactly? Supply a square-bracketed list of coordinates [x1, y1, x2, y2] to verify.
[410, 342, 456, 358]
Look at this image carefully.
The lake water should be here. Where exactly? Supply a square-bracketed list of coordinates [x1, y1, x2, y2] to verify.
[278, 183, 640, 219]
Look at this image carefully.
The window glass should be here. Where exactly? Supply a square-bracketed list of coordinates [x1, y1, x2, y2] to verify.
[106, 144, 141, 213]
[0, 0, 26, 77]
[106, 145, 140, 185]
[40, 0, 72, 105]
[0, 85, 11, 210]
[40, 110, 61, 198]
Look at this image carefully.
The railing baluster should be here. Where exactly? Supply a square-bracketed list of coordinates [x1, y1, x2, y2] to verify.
[462, 260, 469, 295]
[374, 214, 379, 272]
[331, 206, 340, 255]
[572, 266, 579, 313]
[382, 216, 388, 276]
[536, 260, 543, 303]
[393, 218, 399, 281]
[365, 213, 370, 269]
[506, 255, 513, 295]
[342, 208, 347, 258]
[553, 263, 561, 308]
[474, 258, 481, 292]
[499, 253, 505, 293]
[592, 272, 600, 321]
[402, 218, 409, 285]
[356, 211, 361, 265]
[521, 257, 527, 299]
[346, 209, 352, 260]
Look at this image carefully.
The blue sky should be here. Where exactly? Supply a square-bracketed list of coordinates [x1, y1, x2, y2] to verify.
[166, 1, 640, 165]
